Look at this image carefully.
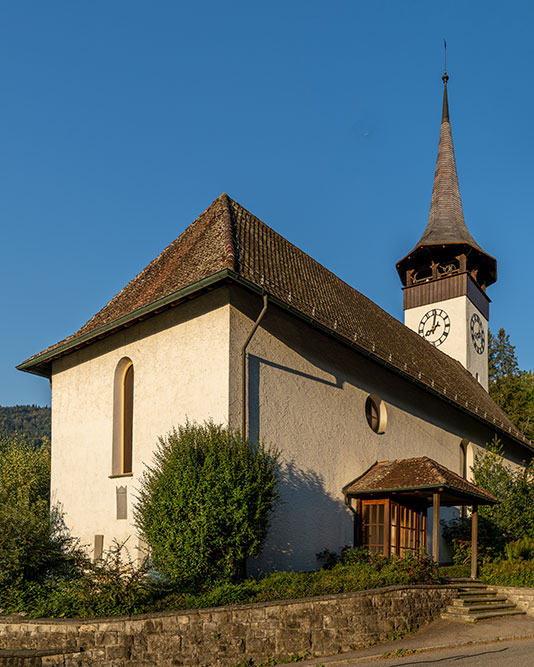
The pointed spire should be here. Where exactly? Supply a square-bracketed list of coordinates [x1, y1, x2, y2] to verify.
[418, 70, 479, 249]
[396, 63, 497, 288]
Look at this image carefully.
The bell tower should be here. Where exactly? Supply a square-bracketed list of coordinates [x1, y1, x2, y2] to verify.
[396, 67, 497, 390]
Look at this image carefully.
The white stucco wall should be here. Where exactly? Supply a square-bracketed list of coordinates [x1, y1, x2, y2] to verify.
[50, 289, 231, 558]
[48, 283, 529, 572]
[404, 296, 489, 389]
[228, 287, 527, 572]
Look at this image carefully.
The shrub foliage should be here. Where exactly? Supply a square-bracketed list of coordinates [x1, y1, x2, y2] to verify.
[0, 435, 76, 590]
[480, 559, 534, 587]
[134, 422, 280, 588]
[472, 437, 534, 542]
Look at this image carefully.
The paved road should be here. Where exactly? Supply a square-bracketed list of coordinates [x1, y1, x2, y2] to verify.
[344, 637, 534, 666]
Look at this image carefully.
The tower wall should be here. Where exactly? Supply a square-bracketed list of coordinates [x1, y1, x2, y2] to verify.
[404, 295, 488, 390]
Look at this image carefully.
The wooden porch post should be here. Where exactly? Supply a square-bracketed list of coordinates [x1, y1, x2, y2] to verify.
[384, 499, 391, 557]
[432, 492, 440, 563]
[471, 505, 478, 580]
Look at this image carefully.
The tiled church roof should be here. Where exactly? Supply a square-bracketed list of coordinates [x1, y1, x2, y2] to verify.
[18, 193, 533, 449]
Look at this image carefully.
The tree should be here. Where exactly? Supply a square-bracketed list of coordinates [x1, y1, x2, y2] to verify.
[134, 422, 280, 589]
[472, 437, 534, 543]
[0, 435, 76, 590]
[0, 405, 51, 447]
[444, 437, 534, 560]
[488, 328, 520, 382]
[488, 328, 534, 441]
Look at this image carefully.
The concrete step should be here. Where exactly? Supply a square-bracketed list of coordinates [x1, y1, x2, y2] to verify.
[442, 609, 526, 623]
[457, 589, 493, 596]
[446, 602, 517, 614]
[452, 595, 507, 605]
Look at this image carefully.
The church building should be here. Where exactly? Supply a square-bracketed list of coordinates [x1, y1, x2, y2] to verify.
[18, 70, 533, 573]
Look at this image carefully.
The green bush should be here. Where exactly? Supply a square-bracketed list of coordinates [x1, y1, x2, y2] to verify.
[0, 435, 78, 591]
[152, 549, 439, 614]
[0, 542, 160, 618]
[480, 559, 534, 587]
[442, 438, 534, 564]
[3, 546, 440, 618]
[472, 437, 534, 543]
[29, 542, 157, 618]
[134, 422, 280, 589]
[441, 516, 503, 565]
[438, 564, 471, 578]
[504, 537, 534, 562]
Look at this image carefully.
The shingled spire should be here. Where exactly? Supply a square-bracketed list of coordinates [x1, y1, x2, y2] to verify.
[418, 71, 480, 249]
[396, 69, 497, 289]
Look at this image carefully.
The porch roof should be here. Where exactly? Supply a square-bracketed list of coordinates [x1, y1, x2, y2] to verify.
[343, 456, 498, 507]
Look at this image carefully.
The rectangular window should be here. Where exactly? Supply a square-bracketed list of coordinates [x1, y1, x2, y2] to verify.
[361, 499, 426, 557]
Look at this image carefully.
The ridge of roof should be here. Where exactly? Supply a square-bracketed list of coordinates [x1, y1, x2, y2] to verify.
[18, 194, 533, 450]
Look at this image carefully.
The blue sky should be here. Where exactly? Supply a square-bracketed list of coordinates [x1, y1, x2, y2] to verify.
[2, 1, 533, 407]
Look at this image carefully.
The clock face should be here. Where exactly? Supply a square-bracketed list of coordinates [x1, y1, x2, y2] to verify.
[418, 309, 451, 347]
[470, 313, 485, 354]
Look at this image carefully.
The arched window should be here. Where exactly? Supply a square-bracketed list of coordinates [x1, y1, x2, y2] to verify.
[459, 440, 468, 479]
[122, 363, 134, 473]
[112, 358, 134, 475]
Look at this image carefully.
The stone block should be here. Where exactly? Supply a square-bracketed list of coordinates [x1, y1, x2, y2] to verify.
[207, 610, 232, 625]
[76, 630, 97, 646]
[147, 633, 182, 655]
[245, 635, 276, 655]
[94, 631, 120, 646]
[275, 628, 310, 655]
[106, 645, 132, 660]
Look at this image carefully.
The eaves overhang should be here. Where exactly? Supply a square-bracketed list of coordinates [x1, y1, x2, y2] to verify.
[16, 269, 233, 379]
[342, 483, 499, 507]
[17, 268, 534, 454]
[396, 242, 498, 288]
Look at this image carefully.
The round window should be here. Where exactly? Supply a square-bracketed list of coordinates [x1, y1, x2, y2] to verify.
[365, 394, 387, 434]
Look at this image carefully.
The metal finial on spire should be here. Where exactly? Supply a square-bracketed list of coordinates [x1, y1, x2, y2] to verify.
[441, 40, 449, 122]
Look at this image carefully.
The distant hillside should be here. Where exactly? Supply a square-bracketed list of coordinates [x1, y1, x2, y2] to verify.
[0, 405, 51, 446]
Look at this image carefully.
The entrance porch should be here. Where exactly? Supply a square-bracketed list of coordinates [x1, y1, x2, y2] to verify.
[343, 456, 498, 577]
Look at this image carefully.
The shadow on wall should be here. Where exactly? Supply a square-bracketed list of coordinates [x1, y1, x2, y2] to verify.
[248, 460, 351, 576]
[247, 354, 343, 444]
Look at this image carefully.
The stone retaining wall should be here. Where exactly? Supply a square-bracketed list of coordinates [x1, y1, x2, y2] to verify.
[0, 585, 456, 666]
[488, 586, 534, 615]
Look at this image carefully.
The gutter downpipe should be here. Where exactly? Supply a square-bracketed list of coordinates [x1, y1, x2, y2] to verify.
[241, 294, 268, 438]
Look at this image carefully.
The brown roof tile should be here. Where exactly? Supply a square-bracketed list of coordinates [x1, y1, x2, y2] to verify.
[18, 193, 532, 450]
[343, 456, 498, 505]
